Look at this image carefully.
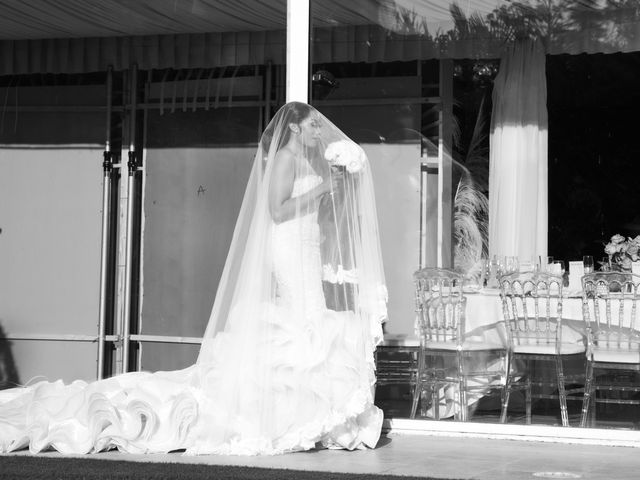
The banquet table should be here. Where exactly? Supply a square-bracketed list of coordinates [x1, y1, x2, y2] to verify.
[382, 287, 588, 349]
[380, 287, 589, 419]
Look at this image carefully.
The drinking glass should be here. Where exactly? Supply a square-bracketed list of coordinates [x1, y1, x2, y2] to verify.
[487, 255, 503, 288]
[553, 260, 565, 276]
[520, 256, 537, 272]
[505, 256, 519, 274]
[491, 255, 503, 275]
[479, 258, 490, 287]
[583, 255, 594, 274]
[533, 255, 543, 272]
[545, 256, 554, 272]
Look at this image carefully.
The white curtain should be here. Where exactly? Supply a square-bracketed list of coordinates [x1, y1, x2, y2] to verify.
[489, 39, 548, 260]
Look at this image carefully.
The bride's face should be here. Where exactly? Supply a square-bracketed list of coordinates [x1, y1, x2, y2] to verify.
[298, 114, 323, 148]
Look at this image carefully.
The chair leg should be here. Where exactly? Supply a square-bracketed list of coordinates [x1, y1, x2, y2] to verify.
[460, 377, 468, 422]
[410, 351, 425, 419]
[457, 351, 467, 422]
[580, 360, 594, 428]
[555, 355, 569, 427]
[432, 383, 440, 421]
[500, 352, 513, 423]
[410, 381, 422, 419]
[525, 374, 532, 425]
[410, 379, 422, 419]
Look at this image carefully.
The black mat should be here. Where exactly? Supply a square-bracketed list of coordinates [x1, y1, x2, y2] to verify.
[0, 455, 461, 480]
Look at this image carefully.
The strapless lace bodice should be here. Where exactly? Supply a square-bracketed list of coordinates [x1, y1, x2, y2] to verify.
[272, 174, 325, 320]
[290, 174, 322, 198]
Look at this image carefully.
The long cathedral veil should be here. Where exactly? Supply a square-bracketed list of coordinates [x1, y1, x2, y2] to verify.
[0, 102, 387, 455]
[186, 102, 387, 453]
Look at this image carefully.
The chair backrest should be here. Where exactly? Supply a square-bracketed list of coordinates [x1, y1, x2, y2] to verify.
[499, 271, 564, 348]
[582, 272, 640, 352]
[414, 268, 466, 347]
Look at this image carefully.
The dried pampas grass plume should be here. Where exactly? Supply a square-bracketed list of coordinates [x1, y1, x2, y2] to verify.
[453, 170, 488, 276]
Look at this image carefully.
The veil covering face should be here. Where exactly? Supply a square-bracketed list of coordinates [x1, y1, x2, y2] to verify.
[0, 102, 387, 456]
[199, 102, 387, 347]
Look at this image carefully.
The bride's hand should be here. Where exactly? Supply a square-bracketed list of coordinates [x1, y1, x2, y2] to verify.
[322, 168, 344, 197]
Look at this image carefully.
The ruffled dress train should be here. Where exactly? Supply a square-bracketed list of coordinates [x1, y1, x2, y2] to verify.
[0, 175, 383, 455]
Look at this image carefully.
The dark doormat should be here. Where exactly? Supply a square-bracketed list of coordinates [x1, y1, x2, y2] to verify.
[0, 455, 462, 480]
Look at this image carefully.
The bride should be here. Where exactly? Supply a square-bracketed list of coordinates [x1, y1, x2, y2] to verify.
[0, 102, 388, 455]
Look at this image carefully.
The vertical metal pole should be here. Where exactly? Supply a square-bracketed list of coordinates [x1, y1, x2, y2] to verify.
[437, 110, 444, 268]
[136, 77, 150, 371]
[419, 162, 428, 269]
[417, 60, 427, 270]
[438, 59, 453, 268]
[122, 64, 138, 373]
[97, 66, 113, 380]
[264, 62, 272, 128]
[257, 65, 264, 138]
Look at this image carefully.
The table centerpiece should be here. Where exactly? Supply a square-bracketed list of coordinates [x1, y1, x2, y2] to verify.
[604, 233, 640, 272]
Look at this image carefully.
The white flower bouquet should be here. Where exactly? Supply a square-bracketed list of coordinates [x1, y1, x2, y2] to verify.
[604, 233, 640, 271]
[324, 139, 367, 173]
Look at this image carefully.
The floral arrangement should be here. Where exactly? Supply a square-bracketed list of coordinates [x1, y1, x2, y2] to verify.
[324, 140, 367, 173]
[604, 233, 640, 271]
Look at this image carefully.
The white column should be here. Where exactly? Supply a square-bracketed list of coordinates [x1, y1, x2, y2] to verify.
[286, 0, 310, 103]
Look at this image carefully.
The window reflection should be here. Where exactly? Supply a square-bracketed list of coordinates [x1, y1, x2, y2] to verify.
[312, 0, 640, 429]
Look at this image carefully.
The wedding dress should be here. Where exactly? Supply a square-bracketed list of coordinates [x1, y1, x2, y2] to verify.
[0, 102, 388, 455]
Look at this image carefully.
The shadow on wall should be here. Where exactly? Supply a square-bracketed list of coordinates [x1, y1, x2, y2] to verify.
[0, 322, 20, 389]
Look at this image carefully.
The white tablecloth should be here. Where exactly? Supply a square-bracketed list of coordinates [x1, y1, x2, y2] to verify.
[465, 288, 586, 347]
[383, 288, 587, 348]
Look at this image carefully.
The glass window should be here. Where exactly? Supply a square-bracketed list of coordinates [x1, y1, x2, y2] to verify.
[312, 0, 640, 431]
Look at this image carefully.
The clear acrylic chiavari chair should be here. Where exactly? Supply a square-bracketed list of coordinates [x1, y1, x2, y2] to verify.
[499, 271, 585, 426]
[412, 268, 506, 421]
[581, 272, 640, 427]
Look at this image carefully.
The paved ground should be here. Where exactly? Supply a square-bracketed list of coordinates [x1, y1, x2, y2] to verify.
[5, 433, 640, 479]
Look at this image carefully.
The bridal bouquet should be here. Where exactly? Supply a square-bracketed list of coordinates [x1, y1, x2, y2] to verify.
[604, 233, 640, 271]
[324, 140, 366, 173]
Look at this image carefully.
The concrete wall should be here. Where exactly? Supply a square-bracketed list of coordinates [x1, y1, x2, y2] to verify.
[0, 147, 103, 383]
[0, 84, 106, 384]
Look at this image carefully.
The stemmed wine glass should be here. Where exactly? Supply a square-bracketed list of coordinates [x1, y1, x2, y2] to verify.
[583, 255, 594, 274]
[487, 255, 504, 288]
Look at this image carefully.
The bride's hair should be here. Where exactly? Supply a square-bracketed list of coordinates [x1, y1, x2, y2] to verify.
[279, 101, 314, 148]
[287, 101, 314, 124]
[260, 102, 315, 156]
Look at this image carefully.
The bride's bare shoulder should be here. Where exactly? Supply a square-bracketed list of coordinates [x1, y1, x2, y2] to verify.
[274, 146, 295, 163]
[272, 147, 296, 175]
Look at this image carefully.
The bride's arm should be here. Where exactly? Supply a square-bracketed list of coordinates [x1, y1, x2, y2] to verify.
[269, 150, 334, 224]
